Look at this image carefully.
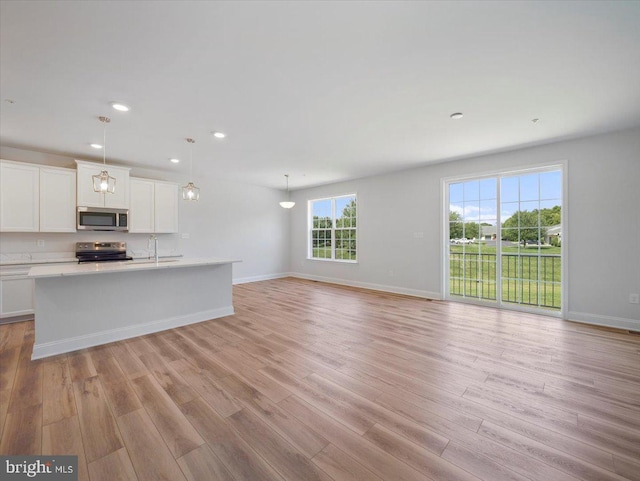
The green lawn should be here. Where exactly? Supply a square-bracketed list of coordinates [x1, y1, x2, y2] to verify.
[449, 244, 561, 309]
[312, 247, 356, 261]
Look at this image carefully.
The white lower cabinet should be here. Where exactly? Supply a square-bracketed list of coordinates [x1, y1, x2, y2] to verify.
[129, 178, 179, 233]
[0, 266, 34, 320]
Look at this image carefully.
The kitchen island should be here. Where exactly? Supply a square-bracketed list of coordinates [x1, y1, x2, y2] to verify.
[28, 258, 240, 359]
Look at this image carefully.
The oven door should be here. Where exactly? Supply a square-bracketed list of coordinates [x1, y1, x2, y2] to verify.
[77, 207, 128, 231]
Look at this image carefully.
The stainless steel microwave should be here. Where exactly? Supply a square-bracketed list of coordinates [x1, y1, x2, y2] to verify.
[77, 206, 129, 231]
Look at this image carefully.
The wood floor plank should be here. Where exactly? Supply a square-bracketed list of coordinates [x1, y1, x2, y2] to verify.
[226, 407, 329, 481]
[42, 356, 76, 425]
[311, 443, 385, 481]
[42, 415, 89, 481]
[612, 455, 640, 481]
[176, 444, 235, 481]
[278, 394, 433, 481]
[8, 340, 42, 413]
[0, 346, 20, 392]
[137, 351, 198, 406]
[479, 420, 628, 481]
[69, 350, 98, 382]
[180, 396, 285, 481]
[116, 409, 187, 481]
[0, 403, 42, 454]
[172, 364, 242, 418]
[72, 376, 123, 463]
[441, 441, 534, 481]
[88, 448, 138, 481]
[130, 374, 204, 458]
[91, 352, 142, 417]
[218, 372, 329, 458]
[363, 423, 482, 481]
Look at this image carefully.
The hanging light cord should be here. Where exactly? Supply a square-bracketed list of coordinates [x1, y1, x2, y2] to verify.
[187, 138, 195, 180]
[99, 116, 111, 167]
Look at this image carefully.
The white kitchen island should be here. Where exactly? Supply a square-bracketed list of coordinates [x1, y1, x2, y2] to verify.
[28, 258, 240, 359]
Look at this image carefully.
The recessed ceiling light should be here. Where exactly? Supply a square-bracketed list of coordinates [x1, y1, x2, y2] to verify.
[450, 112, 463, 119]
[90, 143, 103, 149]
[110, 102, 130, 112]
[212, 131, 226, 139]
[170, 158, 180, 164]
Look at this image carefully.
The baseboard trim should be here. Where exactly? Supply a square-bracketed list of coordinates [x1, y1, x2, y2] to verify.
[233, 272, 292, 285]
[566, 311, 640, 332]
[290, 272, 441, 300]
[32, 306, 235, 360]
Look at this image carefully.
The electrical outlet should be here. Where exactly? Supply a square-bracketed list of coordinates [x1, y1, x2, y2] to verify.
[181, 233, 190, 239]
[630, 293, 640, 304]
[36, 239, 45, 247]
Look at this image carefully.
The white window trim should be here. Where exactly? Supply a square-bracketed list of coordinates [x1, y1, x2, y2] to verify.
[307, 193, 358, 263]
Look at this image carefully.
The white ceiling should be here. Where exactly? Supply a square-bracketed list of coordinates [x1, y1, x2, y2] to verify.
[2, 1, 639, 190]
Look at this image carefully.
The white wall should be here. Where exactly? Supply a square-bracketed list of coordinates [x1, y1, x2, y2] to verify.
[289, 127, 640, 330]
[0, 147, 290, 283]
[177, 175, 290, 283]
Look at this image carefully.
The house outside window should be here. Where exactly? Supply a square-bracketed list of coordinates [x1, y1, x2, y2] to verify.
[309, 194, 357, 262]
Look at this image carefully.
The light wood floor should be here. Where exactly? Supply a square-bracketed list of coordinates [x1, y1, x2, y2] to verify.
[1, 277, 639, 481]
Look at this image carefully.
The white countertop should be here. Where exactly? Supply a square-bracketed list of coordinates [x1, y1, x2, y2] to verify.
[28, 257, 241, 278]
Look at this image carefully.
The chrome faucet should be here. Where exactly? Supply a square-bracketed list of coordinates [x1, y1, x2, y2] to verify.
[148, 235, 158, 262]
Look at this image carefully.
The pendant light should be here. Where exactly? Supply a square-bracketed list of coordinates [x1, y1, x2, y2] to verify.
[279, 174, 295, 209]
[92, 116, 116, 194]
[182, 138, 200, 201]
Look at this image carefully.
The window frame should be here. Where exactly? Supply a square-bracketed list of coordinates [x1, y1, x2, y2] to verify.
[308, 193, 358, 263]
[441, 162, 567, 318]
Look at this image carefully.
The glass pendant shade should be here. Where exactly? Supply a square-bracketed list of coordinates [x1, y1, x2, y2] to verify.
[182, 182, 200, 201]
[279, 174, 295, 209]
[92, 170, 116, 194]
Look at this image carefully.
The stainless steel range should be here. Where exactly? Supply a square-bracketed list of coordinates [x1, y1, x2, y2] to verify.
[75, 242, 133, 263]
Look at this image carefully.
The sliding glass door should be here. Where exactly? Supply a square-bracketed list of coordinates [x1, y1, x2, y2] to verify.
[446, 167, 563, 313]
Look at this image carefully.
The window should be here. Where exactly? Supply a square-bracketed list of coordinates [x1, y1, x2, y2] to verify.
[309, 194, 357, 261]
[446, 166, 563, 313]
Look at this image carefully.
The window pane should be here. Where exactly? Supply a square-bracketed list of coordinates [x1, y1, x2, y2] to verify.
[540, 171, 561, 201]
[463, 181, 479, 201]
[519, 174, 539, 201]
[479, 178, 496, 200]
[501, 176, 519, 202]
[450, 183, 463, 203]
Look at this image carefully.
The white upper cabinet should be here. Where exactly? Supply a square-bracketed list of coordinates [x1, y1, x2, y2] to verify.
[129, 178, 179, 234]
[0, 160, 40, 232]
[39, 167, 76, 232]
[154, 181, 179, 233]
[129, 178, 155, 233]
[76, 160, 130, 209]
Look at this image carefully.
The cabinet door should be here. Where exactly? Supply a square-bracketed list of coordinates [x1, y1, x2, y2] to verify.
[40, 167, 76, 232]
[154, 182, 179, 233]
[0, 161, 39, 232]
[76, 163, 106, 207]
[129, 178, 155, 233]
[0, 276, 34, 318]
[104, 165, 130, 209]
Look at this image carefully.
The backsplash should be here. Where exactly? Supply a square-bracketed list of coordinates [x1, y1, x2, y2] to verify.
[0, 231, 181, 261]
